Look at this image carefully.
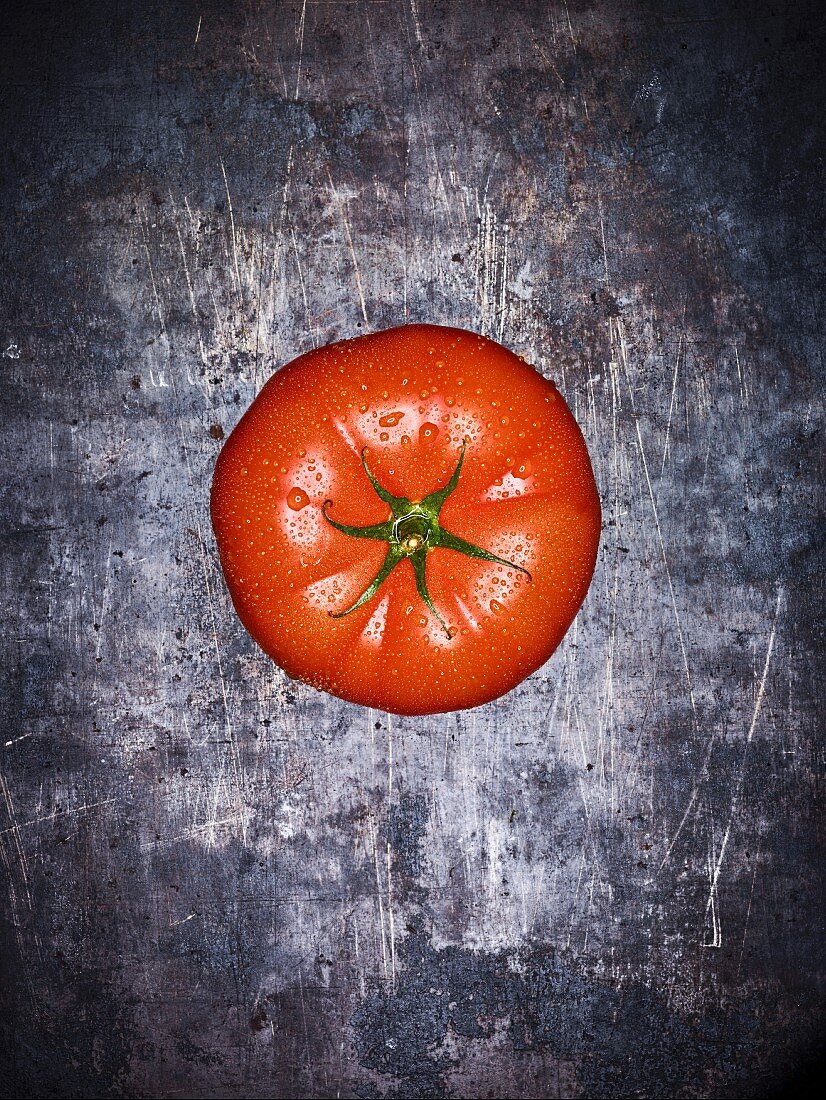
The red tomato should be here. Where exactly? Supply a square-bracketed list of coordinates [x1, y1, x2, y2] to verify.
[211, 324, 600, 715]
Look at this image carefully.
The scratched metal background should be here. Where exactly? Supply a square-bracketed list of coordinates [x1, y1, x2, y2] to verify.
[1, 1, 823, 1096]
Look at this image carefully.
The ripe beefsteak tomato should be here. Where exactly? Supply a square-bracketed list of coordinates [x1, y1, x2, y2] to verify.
[211, 324, 600, 715]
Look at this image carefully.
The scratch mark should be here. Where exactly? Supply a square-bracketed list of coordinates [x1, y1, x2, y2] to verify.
[661, 334, 683, 475]
[170, 912, 197, 929]
[386, 714, 396, 987]
[290, 227, 314, 341]
[220, 159, 243, 301]
[326, 168, 369, 325]
[409, 0, 425, 49]
[703, 588, 782, 947]
[366, 808, 390, 982]
[3, 733, 33, 749]
[295, 0, 307, 100]
[189, 517, 249, 845]
[736, 840, 761, 980]
[0, 796, 118, 836]
[176, 221, 208, 366]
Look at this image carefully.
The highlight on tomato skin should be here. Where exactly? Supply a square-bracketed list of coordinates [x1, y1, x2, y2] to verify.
[210, 323, 601, 716]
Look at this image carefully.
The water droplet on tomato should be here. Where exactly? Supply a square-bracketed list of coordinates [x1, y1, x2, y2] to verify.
[379, 411, 405, 427]
[513, 459, 533, 479]
[287, 487, 310, 511]
[419, 422, 439, 444]
[490, 599, 503, 613]
[447, 626, 458, 638]
[400, 434, 411, 447]
[380, 432, 390, 442]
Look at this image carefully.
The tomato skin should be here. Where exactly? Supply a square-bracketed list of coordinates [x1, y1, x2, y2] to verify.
[211, 324, 600, 715]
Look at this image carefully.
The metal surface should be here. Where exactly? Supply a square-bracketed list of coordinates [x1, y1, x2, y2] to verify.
[1, 1, 823, 1096]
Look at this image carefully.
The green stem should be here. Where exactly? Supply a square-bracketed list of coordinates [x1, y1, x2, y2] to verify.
[329, 546, 404, 619]
[436, 527, 531, 577]
[410, 550, 450, 636]
[320, 441, 531, 637]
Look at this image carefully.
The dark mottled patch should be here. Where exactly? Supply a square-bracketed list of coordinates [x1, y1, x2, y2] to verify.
[352, 934, 774, 1099]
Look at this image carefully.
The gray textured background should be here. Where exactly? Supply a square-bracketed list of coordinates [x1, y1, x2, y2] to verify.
[1, 1, 823, 1096]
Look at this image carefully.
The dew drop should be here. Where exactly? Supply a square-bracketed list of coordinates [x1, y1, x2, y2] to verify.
[490, 599, 503, 613]
[419, 422, 439, 444]
[380, 432, 390, 442]
[287, 487, 310, 511]
[401, 434, 411, 447]
[380, 411, 405, 427]
[513, 459, 533, 479]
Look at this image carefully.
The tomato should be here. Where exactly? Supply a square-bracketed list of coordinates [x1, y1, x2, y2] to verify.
[211, 324, 600, 715]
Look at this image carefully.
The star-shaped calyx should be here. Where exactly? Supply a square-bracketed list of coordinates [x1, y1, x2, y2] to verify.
[321, 441, 531, 637]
